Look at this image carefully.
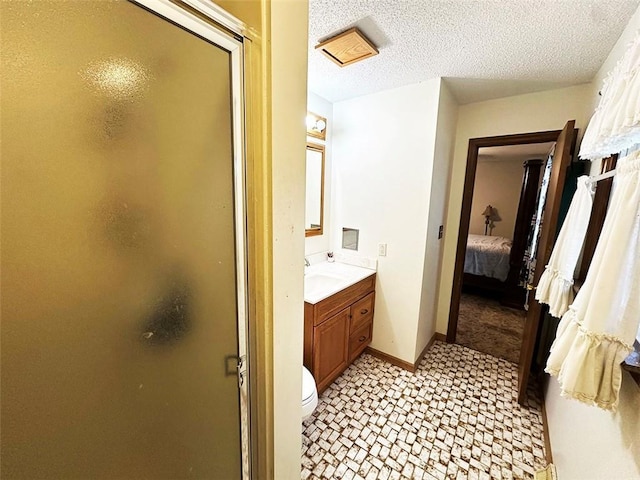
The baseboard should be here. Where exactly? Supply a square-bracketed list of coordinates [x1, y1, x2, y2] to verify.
[365, 347, 416, 372]
[415, 332, 447, 366]
[539, 375, 554, 466]
[365, 332, 447, 373]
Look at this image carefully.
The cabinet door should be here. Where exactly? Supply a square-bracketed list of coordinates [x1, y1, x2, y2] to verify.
[313, 307, 350, 392]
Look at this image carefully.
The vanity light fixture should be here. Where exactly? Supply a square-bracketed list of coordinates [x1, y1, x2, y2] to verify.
[306, 112, 327, 140]
[315, 27, 379, 68]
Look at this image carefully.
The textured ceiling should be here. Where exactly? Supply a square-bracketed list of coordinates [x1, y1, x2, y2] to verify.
[308, 0, 640, 104]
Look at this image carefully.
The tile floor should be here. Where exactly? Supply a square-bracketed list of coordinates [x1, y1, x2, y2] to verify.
[301, 342, 547, 480]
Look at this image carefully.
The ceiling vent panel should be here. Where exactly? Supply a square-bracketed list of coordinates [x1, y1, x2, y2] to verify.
[315, 27, 379, 67]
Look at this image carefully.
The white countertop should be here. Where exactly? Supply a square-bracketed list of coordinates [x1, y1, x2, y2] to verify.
[304, 261, 376, 304]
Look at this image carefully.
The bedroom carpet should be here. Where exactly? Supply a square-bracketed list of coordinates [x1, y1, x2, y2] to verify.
[456, 293, 526, 364]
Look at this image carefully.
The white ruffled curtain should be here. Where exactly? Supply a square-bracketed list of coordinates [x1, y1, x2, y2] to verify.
[545, 151, 640, 411]
[546, 29, 640, 411]
[580, 31, 640, 160]
[535, 176, 595, 317]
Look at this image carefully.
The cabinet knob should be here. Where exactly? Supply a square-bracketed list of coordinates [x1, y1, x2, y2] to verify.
[360, 309, 369, 315]
[359, 336, 366, 342]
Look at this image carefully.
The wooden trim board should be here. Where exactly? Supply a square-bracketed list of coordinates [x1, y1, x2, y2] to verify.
[365, 332, 446, 372]
[365, 346, 415, 372]
[417, 332, 447, 367]
[538, 375, 554, 466]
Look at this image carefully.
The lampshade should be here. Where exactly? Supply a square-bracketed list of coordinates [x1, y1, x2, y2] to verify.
[481, 205, 493, 217]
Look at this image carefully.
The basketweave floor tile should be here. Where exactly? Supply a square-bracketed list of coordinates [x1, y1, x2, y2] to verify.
[301, 342, 546, 480]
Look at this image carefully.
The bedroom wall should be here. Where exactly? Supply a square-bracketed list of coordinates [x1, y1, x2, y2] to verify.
[543, 5, 640, 479]
[469, 158, 525, 239]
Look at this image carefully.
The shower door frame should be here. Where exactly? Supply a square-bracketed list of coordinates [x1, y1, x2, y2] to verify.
[131, 0, 251, 475]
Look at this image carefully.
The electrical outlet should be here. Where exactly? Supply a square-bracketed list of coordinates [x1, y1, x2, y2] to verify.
[438, 225, 444, 239]
[378, 243, 387, 256]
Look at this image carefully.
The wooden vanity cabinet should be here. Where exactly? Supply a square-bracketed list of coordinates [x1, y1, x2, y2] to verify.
[304, 274, 376, 393]
[311, 308, 350, 392]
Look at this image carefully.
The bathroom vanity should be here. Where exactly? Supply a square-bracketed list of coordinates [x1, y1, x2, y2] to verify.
[304, 263, 376, 393]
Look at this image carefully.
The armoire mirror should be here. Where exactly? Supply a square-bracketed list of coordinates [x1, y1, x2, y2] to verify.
[305, 143, 325, 237]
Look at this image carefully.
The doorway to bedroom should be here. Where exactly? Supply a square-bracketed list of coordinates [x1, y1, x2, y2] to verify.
[447, 120, 578, 405]
[457, 141, 553, 363]
[447, 129, 570, 364]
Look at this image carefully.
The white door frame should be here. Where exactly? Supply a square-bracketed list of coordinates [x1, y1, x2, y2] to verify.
[130, 0, 250, 476]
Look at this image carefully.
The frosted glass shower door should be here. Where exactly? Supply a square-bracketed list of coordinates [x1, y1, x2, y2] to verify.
[1, 1, 246, 478]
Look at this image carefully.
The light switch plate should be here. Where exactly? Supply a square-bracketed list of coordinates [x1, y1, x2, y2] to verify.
[378, 243, 387, 256]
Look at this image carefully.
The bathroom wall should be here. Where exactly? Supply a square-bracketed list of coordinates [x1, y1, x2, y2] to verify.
[435, 82, 593, 337]
[545, 375, 640, 479]
[332, 79, 442, 364]
[270, 0, 308, 478]
[543, 5, 640, 478]
[220, 0, 309, 477]
[305, 92, 333, 256]
[469, 158, 524, 239]
[415, 80, 458, 360]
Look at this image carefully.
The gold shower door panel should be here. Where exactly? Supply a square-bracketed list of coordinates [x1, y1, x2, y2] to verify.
[1, 1, 242, 478]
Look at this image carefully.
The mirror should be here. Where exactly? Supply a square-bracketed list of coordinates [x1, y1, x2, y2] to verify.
[305, 143, 325, 237]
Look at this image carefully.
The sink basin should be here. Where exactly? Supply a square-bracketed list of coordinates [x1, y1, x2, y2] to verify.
[304, 273, 344, 296]
[304, 261, 375, 304]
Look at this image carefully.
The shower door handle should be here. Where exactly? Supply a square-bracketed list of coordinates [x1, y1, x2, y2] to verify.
[225, 354, 247, 387]
[225, 354, 244, 376]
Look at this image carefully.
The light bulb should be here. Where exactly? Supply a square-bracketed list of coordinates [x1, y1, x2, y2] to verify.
[306, 115, 316, 129]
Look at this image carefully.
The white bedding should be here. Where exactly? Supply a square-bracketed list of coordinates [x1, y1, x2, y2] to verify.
[464, 234, 512, 282]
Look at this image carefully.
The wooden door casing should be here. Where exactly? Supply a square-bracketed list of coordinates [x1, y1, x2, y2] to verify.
[445, 122, 578, 406]
[447, 129, 564, 344]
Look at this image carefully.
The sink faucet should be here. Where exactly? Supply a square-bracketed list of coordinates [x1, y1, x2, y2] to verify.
[304, 257, 310, 267]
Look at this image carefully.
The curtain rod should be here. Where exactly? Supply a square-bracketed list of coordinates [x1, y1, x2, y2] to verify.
[588, 169, 617, 183]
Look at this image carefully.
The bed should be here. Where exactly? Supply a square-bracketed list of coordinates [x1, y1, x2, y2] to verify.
[464, 234, 512, 282]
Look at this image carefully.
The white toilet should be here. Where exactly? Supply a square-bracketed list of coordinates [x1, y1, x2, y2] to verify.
[302, 366, 318, 421]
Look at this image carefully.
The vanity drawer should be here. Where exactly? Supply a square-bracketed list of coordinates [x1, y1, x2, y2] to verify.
[349, 319, 372, 363]
[314, 274, 376, 326]
[350, 292, 374, 333]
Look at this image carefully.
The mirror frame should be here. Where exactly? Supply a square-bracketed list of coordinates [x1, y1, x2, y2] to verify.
[305, 142, 325, 237]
